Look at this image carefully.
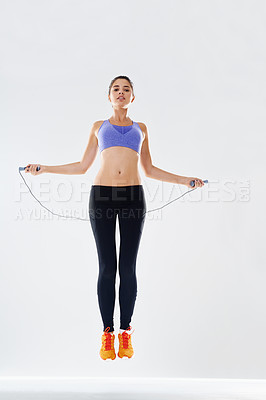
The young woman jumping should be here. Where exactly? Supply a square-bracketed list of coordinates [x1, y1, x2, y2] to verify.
[25, 75, 205, 360]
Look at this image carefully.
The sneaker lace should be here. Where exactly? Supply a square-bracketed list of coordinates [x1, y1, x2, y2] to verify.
[121, 325, 135, 349]
[103, 327, 113, 351]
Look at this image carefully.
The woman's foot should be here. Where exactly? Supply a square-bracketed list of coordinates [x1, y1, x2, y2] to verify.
[99, 327, 116, 360]
[118, 326, 135, 359]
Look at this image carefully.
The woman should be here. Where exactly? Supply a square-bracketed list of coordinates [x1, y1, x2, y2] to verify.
[25, 75, 205, 361]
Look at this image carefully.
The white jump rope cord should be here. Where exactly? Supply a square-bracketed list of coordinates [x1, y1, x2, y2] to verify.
[19, 167, 208, 221]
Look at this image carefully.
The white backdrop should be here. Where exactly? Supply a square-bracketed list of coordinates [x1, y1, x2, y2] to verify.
[1, 0, 265, 379]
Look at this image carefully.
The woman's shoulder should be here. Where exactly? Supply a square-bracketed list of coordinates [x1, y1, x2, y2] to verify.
[136, 122, 148, 139]
[94, 120, 106, 127]
[136, 121, 146, 129]
[92, 120, 106, 139]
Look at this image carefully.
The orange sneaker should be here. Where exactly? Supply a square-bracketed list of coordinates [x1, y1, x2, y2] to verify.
[118, 326, 135, 359]
[99, 327, 116, 360]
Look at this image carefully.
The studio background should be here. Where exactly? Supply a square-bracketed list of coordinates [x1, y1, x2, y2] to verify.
[1, 0, 265, 378]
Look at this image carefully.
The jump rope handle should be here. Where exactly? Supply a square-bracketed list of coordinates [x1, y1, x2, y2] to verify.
[190, 179, 208, 187]
[19, 166, 41, 172]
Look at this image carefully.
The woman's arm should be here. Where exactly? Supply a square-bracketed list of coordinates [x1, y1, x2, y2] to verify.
[25, 122, 99, 176]
[42, 162, 84, 175]
[146, 165, 186, 185]
[139, 123, 205, 188]
[25, 161, 84, 175]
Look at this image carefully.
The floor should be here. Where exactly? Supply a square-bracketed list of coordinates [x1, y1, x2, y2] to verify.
[0, 378, 266, 400]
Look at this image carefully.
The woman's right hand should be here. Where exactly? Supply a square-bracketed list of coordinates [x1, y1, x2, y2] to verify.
[25, 164, 44, 175]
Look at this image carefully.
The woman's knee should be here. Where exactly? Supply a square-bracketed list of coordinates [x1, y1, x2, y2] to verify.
[99, 262, 117, 279]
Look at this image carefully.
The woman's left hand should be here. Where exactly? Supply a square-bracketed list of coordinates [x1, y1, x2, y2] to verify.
[184, 177, 205, 189]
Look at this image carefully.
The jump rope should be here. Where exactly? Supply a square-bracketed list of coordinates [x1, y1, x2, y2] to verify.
[19, 166, 208, 220]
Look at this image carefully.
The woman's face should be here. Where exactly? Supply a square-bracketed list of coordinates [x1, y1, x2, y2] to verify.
[108, 79, 135, 108]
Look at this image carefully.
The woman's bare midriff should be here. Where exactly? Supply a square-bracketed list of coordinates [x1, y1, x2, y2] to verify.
[92, 121, 144, 187]
[93, 146, 142, 186]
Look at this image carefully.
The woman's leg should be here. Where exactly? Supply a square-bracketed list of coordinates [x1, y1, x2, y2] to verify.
[117, 186, 146, 330]
[89, 186, 118, 333]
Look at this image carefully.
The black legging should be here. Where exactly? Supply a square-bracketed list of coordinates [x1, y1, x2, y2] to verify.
[89, 185, 146, 332]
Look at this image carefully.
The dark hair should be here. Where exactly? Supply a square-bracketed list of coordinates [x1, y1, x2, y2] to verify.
[108, 75, 134, 96]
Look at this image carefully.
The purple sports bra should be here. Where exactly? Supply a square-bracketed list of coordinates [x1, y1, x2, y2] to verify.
[97, 119, 144, 154]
